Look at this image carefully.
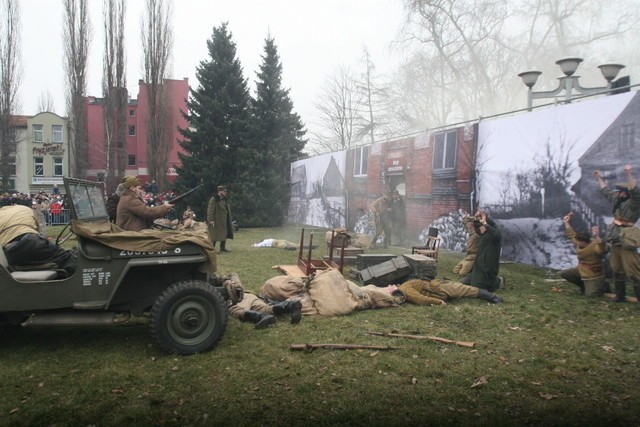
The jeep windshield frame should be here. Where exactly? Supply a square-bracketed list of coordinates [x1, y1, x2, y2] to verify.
[63, 178, 109, 221]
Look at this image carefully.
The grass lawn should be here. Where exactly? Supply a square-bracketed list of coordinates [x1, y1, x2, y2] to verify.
[1, 226, 639, 426]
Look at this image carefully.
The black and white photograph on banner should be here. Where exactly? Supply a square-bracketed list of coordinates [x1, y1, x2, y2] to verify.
[476, 91, 639, 270]
[287, 152, 346, 228]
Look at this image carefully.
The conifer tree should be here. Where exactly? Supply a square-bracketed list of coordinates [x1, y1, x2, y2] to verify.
[176, 22, 251, 217]
[233, 36, 306, 226]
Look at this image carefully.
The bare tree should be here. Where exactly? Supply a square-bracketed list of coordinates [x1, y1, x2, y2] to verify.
[312, 66, 364, 154]
[354, 47, 403, 143]
[37, 91, 56, 113]
[395, 0, 640, 132]
[102, 0, 127, 193]
[141, 0, 173, 190]
[0, 0, 21, 191]
[63, 0, 91, 178]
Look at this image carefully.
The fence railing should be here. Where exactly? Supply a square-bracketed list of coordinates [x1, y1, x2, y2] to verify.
[45, 209, 72, 226]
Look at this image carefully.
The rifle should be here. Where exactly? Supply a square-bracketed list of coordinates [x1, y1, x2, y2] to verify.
[167, 184, 202, 205]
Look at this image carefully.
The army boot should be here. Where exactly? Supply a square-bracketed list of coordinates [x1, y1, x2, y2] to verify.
[271, 300, 303, 324]
[477, 289, 503, 304]
[614, 280, 627, 302]
[220, 241, 230, 253]
[243, 310, 276, 329]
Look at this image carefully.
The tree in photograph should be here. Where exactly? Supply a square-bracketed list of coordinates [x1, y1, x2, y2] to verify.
[234, 36, 306, 227]
[141, 0, 173, 190]
[313, 65, 364, 153]
[0, 0, 21, 191]
[176, 22, 251, 216]
[102, 0, 127, 193]
[63, 0, 91, 178]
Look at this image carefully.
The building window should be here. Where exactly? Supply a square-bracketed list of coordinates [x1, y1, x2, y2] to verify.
[354, 145, 369, 176]
[433, 130, 457, 170]
[52, 125, 63, 143]
[53, 157, 63, 176]
[8, 153, 16, 176]
[621, 124, 635, 149]
[129, 109, 136, 117]
[128, 125, 136, 136]
[128, 155, 136, 166]
[33, 124, 43, 142]
[34, 157, 44, 176]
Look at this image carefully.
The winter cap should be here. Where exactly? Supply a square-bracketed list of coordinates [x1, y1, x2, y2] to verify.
[615, 183, 630, 191]
[122, 175, 141, 189]
[217, 185, 227, 192]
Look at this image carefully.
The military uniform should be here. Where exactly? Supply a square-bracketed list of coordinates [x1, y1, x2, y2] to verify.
[470, 219, 502, 291]
[600, 183, 640, 302]
[560, 224, 607, 297]
[207, 187, 234, 251]
[398, 278, 501, 305]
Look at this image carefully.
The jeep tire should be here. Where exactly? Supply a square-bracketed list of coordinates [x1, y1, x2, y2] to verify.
[150, 280, 227, 355]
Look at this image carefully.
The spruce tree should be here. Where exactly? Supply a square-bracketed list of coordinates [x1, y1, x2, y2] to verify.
[176, 22, 251, 217]
[233, 36, 306, 227]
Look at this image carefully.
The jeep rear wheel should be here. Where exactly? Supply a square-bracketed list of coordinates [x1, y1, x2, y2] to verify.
[150, 280, 227, 355]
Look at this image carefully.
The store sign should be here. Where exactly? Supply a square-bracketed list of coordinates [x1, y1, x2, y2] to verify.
[32, 142, 65, 156]
[32, 177, 64, 185]
[385, 149, 407, 173]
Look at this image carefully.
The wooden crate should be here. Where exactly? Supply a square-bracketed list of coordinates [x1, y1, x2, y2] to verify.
[402, 254, 437, 279]
[356, 254, 398, 271]
[359, 256, 412, 286]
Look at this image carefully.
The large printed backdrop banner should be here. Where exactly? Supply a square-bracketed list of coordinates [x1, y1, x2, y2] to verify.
[288, 151, 347, 229]
[477, 91, 639, 270]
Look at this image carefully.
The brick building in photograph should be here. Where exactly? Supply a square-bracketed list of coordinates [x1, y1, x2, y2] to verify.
[345, 124, 477, 238]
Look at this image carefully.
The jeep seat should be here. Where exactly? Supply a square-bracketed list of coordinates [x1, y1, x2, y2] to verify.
[0, 248, 59, 282]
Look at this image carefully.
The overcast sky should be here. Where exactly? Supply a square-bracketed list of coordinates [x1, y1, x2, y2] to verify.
[19, 0, 405, 138]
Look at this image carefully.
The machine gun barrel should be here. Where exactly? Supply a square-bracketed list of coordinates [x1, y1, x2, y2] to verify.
[167, 184, 202, 205]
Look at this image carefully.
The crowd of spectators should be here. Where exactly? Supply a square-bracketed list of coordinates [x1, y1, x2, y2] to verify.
[1, 180, 181, 225]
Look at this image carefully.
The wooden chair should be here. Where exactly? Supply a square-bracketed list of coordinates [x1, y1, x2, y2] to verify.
[411, 227, 441, 261]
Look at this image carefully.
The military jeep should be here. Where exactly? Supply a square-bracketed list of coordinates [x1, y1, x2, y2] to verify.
[0, 178, 229, 355]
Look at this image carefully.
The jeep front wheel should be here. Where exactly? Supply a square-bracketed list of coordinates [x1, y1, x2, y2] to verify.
[150, 280, 227, 355]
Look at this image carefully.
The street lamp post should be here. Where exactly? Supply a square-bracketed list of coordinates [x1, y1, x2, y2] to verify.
[518, 57, 625, 109]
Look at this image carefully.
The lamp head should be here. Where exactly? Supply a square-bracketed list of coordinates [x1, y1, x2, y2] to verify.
[598, 63, 625, 83]
[518, 71, 542, 88]
[555, 57, 583, 76]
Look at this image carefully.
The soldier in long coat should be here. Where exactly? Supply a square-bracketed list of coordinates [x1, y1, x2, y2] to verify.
[207, 185, 234, 252]
[370, 193, 392, 248]
[469, 210, 503, 292]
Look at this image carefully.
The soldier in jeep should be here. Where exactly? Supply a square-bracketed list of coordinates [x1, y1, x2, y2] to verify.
[0, 203, 77, 276]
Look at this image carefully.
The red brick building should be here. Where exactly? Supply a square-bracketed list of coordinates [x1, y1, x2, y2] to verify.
[85, 78, 189, 191]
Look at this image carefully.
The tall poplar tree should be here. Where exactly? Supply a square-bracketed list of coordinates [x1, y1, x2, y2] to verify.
[234, 36, 306, 226]
[176, 22, 251, 217]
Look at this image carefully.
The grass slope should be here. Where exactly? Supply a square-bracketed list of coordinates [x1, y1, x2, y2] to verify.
[1, 226, 639, 426]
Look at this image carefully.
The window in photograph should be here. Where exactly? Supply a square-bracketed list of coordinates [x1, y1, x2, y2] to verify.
[128, 125, 136, 136]
[354, 145, 369, 176]
[621, 124, 635, 149]
[433, 130, 457, 170]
